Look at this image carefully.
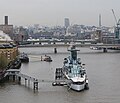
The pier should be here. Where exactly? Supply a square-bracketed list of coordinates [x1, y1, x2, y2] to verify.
[52, 68, 68, 86]
[6, 69, 39, 91]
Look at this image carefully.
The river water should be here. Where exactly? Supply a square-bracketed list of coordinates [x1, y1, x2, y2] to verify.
[0, 46, 120, 103]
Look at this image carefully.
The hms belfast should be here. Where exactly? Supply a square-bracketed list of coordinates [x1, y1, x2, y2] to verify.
[53, 44, 89, 91]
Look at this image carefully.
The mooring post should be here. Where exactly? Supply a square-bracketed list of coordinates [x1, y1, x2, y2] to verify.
[33, 78, 36, 90]
[36, 79, 38, 90]
[33, 79, 38, 91]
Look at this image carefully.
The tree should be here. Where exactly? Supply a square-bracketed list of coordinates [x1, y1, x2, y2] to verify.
[0, 54, 7, 70]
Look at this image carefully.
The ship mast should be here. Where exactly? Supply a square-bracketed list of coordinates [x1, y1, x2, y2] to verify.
[68, 45, 80, 60]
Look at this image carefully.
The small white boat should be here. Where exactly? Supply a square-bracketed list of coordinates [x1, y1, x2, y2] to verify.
[43, 55, 52, 62]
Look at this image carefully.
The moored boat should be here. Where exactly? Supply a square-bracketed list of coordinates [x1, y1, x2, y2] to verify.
[43, 55, 52, 62]
[62, 44, 89, 91]
[19, 52, 29, 63]
[7, 58, 21, 69]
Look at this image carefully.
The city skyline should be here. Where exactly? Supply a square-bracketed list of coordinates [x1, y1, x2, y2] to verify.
[0, 0, 120, 26]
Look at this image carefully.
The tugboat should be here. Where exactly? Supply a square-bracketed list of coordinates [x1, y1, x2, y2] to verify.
[62, 45, 89, 91]
[19, 52, 29, 63]
[43, 55, 52, 62]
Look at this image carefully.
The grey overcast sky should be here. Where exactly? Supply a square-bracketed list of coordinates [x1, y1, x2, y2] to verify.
[0, 0, 120, 26]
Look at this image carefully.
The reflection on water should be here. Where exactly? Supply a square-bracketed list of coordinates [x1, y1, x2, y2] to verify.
[0, 47, 120, 103]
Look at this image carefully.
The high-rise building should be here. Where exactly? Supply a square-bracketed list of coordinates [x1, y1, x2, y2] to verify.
[99, 14, 101, 27]
[64, 18, 70, 28]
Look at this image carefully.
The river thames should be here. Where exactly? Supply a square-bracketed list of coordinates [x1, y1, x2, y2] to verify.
[0, 46, 120, 103]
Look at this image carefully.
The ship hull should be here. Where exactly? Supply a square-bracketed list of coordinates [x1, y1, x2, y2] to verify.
[63, 71, 88, 91]
[69, 82, 86, 91]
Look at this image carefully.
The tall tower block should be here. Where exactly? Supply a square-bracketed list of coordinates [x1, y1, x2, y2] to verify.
[99, 14, 101, 27]
[64, 18, 70, 28]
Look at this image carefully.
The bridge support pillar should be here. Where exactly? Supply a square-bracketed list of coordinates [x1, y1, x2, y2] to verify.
[25, 78, 27, 86]
[54, 48, 57, 54]
[103, 48, 107, 53]
[53, 42, 56, 44]
[18, 76, 21, 84]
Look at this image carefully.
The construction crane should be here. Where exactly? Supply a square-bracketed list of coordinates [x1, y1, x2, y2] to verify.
[112, 9, 117, 24]
[111, 9, 120, 39]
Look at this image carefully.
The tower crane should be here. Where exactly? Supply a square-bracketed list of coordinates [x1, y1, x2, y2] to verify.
[112, 9, 117, 24]
[111, 9, 120, 39]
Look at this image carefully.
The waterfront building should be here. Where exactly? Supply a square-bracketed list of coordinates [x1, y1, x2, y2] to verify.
[0, 43, 19, 65]
[0, 42, 19, 81]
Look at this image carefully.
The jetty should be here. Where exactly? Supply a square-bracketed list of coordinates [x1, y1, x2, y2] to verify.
[5, 69, 55, 91]
[6, 69, 39, 91]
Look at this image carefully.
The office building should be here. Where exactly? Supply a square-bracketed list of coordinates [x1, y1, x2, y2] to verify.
[64, 18, 70, 28]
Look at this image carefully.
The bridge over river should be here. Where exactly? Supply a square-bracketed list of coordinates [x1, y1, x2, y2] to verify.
[18, 43, 120, 52]
[1, 39, 120, 52]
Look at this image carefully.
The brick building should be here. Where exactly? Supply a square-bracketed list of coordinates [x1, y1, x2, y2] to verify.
[0, 16, 13, 39]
